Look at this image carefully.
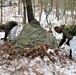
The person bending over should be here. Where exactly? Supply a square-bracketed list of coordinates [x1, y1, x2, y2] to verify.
[54, 24, 76, 58]
[0, 21, 18, 41]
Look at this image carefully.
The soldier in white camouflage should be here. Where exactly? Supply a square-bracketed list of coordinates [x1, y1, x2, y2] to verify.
[0, 21, 18, 41]
[54, 24, 76, 59]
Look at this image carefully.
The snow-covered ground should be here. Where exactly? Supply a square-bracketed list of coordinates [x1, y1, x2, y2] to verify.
[0, 47, 76, 75]
[0, 6, 76, 75]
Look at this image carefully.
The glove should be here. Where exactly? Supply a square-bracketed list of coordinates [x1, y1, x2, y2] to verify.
[66, 39, 70, 46]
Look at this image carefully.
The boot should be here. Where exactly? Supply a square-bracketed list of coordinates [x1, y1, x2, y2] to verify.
[66, 49, 72, 59]
[69, 49, 72, 59]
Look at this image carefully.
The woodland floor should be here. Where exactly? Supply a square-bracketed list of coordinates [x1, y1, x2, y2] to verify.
[0, 43, 76, 75]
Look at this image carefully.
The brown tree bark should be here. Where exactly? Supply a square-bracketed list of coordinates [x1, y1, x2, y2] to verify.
[1, 0, 3, 24]
[25, 0, 34, 23]
[22, 0, 26, 24]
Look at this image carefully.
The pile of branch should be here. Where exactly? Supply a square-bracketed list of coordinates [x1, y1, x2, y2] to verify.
[0, 43, 65, 63]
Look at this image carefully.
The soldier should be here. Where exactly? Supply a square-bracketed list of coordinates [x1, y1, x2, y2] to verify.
[54, 24, 76, 58]
[0, 21, 18, 41]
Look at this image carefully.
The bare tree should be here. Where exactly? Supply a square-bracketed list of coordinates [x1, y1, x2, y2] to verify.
[1, 0, 3, 23]
[22, 0, 26, 24]
[55, 0, 59, 21]
[25, 0, 34, 23]
[43, 0, 53, 23]
[18, 0, 20, 15]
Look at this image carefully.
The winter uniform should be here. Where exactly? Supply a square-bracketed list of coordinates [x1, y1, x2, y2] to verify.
[0, 21, 18, 41]
[59, 24, 76, 47]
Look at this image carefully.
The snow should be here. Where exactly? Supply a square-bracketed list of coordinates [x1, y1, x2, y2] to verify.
[0, 54, 76, 75]
[0, 32, 5, 39]
[0, 5, 76, 75]
[0, 32, 5, 45]
[47, 48, 54, 53]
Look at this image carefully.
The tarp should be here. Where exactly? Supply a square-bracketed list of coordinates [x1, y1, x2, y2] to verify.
[12, 22, 58, 50]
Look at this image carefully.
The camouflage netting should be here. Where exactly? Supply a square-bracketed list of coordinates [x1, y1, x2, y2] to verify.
[12, 21, 58, 50]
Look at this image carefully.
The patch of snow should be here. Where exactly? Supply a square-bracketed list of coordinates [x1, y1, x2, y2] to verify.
[47, 48, 54, 53]
[0, 32, 5, 39]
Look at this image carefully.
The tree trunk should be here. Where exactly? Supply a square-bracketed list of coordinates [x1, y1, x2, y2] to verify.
[32, 0, 35, 17]
[22, 0, 26, 24]
[25, 0, 34, 23]
[71, 0, 75, 18]
[1, 0, 3, 24]
[56, 0, 59, 21]
[46, 0, 53, 23]
[63, 0, 67, 23]
[39, 4, 43, 22]
[18, 0, 20, 15]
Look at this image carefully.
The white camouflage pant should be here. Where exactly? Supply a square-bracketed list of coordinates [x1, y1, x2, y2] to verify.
[70, 36, 76, 59]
